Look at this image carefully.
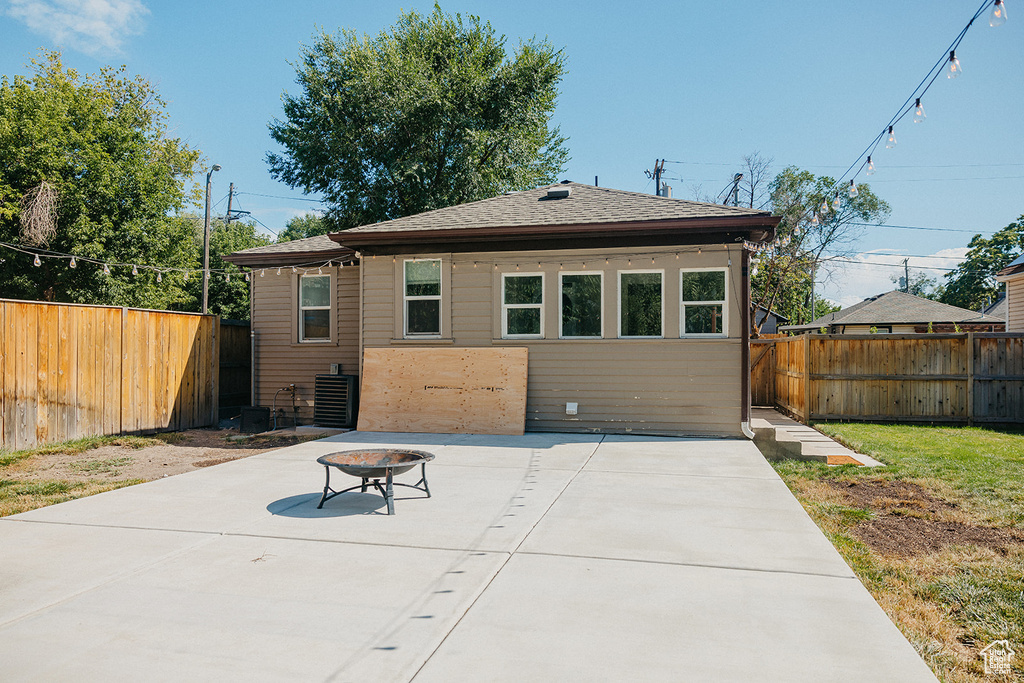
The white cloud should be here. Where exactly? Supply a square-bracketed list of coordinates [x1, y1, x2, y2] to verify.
[818, 247, 968, 308]
[8, 0, 149, 55]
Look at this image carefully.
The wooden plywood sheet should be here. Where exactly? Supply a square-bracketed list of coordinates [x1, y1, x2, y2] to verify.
[358, 348, 528, 435]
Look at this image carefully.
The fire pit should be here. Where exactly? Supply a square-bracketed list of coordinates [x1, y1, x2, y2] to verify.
[315, 449, 434, 515]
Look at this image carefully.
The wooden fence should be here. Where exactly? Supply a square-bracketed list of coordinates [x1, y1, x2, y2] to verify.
[1, 299, 219, 450]
[753, 333, 1024, 424]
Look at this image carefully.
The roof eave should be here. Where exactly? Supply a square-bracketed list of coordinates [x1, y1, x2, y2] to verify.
[223, 247, 356, 267]
[329, 215, 779, 248]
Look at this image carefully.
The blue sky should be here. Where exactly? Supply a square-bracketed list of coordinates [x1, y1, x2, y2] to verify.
[3, 0, 1022, 307]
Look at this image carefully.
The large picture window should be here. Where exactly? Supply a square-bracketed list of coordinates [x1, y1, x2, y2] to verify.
[405, 259, 442, 336]
[299, 274, 331, 342]
[560, 272, 602, 338]
[502, 273, 543, 338]
[680, 269, 727, 336]
[619, 270, 663, 338]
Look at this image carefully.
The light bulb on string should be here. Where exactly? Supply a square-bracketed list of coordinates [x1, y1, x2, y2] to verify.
[260, 269, 265, 277]
[866, 156, 876, 175]
[848, 180, 858, 198]
[886, 126, 897, 148]
[318, 266, 322, 274]
[793, 225, 801, 236]
[913, 98, 926, 123]
[276, 268, 282, 276]
[69, 257, 77, 269]
[832, 193, 841, 211]
[183, 270, 189, 281]
[33, 254, 41, 267]
[131, 264, 138, 276]
[225, 273, 230, 282]
[947, 50, 962, 78]
[103, 264, 111, 276]
[990, 0, 1007, 26]
[156, 271, 162, 283]
[820, 198, 829, 213]
[292, 267, 297, 274]
[245, 272, 250, 282]
[810, 214, 819, 227]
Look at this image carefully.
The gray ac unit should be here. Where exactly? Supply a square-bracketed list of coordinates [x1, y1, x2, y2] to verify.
[314, 374, 358, 428]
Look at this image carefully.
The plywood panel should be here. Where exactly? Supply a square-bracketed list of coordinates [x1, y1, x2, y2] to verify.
[358, 348, 528, 435]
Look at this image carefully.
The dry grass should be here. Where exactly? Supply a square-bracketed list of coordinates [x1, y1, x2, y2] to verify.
[774, 423, 1024, 682]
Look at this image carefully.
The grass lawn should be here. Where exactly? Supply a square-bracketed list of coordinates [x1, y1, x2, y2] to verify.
[772, 423, 1024, 682]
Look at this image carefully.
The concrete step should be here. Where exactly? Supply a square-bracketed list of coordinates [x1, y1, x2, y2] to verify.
[750, 409, 884, 467]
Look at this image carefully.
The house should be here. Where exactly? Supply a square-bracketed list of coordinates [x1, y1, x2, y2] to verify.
[996, 254, 1024, 331]
[983, 290, 1006, 321]
[779, 290, 1005, 334]
[226, 182, 778, 437]
[753, 304, 788, 335]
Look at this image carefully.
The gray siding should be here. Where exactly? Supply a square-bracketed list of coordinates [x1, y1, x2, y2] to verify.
[361, 245, 744, 436]
[1008, 277, 1024, 332]
[251, 265, 360, 424]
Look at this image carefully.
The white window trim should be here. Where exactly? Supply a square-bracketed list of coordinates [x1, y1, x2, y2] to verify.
[299, 273, 332, 343]
[617, 269, 664, 339]
[404, 258, 442, 338]
[559, 271, 603, 339]
[501, 272, 545, 339]
[679, 267, 729, 338]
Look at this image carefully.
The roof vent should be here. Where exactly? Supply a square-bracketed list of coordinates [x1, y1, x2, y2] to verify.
[545, 187, 572, 200]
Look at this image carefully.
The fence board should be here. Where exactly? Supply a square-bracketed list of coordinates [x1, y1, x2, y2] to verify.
[751, 333, 1024, 425]
[0, 299, 220, 449]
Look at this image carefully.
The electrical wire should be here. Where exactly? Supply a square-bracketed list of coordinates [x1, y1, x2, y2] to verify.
[237, 191, 325, 203]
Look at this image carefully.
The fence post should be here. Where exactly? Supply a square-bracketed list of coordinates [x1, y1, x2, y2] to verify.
[966, 332, 974, 427]
[803, 334, 812, 423]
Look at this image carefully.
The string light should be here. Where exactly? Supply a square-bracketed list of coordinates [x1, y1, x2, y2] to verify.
[277, 268, 282, 275]
[866, 156, 876, 175]
[885, 126, 897, 149]
[947, 50, 962, 79]
[990, 0, 1007, 26]
[33, 254, 41, 267]
[103, 264, 111, 275]
[291, 266, 297, 273]
[832, 193, 841, 210]
[260, 269, 265, 277]
[244, 272, 251, 282]
[156, 271, 162, 283]
[183, 270, 189, 281]
[810, 214, 819, 227]
[131, 264, 138, 276]
[913, 98, 926, 123]
[820, 198, 829, 214]
[69, 256, 77, 269]
[225, 274, 230, 282]
[848, 180, 858, 198]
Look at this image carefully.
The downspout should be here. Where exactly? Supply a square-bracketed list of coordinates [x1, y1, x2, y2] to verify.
[249, 273, 257, 407]
[740, 244, 754, 439]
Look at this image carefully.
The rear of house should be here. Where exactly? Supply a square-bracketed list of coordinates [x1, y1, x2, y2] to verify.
[997, 255, 1024, 332]
[229, 182, 777, 437]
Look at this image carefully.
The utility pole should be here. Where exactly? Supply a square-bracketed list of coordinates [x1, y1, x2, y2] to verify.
[732, 173, 743, 206]
[903, 258, 910, 293]
[202, 164, 221, 315]
[647, 159, 666, 196]
[225, 183, 234, 223]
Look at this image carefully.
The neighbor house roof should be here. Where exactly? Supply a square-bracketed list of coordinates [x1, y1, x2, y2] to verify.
[330, 181, 778, 250]
[984, 292, 1007, 319]
[223, 234, 354, 267]
[780, 290, 1003, 332]
[996, 253, 1024, 279]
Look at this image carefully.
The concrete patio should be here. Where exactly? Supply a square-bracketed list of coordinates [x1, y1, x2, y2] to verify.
[0, 432, 936, 681]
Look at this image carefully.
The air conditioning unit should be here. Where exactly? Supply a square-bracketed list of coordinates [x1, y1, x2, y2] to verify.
[314, 374, 358, 428]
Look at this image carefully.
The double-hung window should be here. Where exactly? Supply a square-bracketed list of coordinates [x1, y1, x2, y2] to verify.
[502, 273, 543, 338]
[680, 268, 727, 336]
[560, 272, 602, 338]
[619, 270, 663, 338]
[299, 274, 331, 342]
[404, 259, 442, 336]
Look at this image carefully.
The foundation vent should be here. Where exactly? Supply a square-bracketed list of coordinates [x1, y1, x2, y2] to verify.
[314, 374, 358, 428]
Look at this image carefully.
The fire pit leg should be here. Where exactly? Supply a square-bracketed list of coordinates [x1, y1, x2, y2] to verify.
[420, 462, 431, 498]
[360, 477, 368, 493]
[317, 465, 332, 509]
[385, 469, 395, 515]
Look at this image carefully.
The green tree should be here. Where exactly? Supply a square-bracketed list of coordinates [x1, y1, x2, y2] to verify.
[752, 166, 889, 331]
[937, 217, 1023, 311]
[267, 4, 569, 229]
[178, 218, 272, 320]
[278, 212, 328, 242]
[889, 270, 937, 298]
[0, 51, 202, 308]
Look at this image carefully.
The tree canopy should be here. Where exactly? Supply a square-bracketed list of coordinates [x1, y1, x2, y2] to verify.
[1, 52, 203, 309]
[936, 217, 1024, 311]
[278, 212, 328, 243]
[267, 4, 569, 229]
[752, 165, 890, 331]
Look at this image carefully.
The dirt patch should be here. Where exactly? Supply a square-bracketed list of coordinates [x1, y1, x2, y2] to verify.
[4, 429, 334, 483]
[853, 516, 1024, 558]
[829, 479, 1024, 558]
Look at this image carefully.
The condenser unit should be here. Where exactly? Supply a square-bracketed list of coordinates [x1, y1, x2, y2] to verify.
[314, 374, 358, 428]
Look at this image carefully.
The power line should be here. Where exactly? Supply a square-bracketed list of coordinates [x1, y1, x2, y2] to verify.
[849, 222, 991, 234]
[237, 191, 325, 203]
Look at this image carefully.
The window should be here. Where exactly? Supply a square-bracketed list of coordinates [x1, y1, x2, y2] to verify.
[560, 272, 602, 338]
[404, 259, 441, 336]
[502, 273, 543, 338]
[680, 269, 727, 336]
[299, 274, 331, 342]
[619, 271, 663, 338]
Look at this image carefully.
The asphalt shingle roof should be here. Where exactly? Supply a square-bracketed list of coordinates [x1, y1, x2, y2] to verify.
[793, 290, 1003, 329]
[225, 234, 351, 261]
[339, 182, 770, 236]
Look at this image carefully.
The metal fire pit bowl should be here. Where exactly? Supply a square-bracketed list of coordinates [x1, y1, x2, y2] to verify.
[315, 449, 434, 515]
